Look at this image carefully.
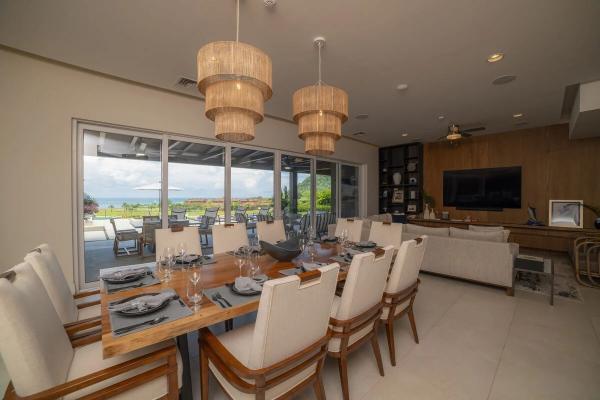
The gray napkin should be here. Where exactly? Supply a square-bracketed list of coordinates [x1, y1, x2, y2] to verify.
[302, 261, 327, 271]
[109, 290, 176, 312]
[234, 277, 263, 292]
[102, 267, 149, 281]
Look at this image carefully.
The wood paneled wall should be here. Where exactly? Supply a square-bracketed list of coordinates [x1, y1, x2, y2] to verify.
[423, 124, 600, 228]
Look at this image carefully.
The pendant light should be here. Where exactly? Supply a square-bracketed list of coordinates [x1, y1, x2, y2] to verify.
[292, 37, 348, 155]
[197, 0, 272, 142]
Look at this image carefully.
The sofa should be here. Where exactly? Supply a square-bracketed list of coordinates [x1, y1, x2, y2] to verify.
[402, 224, 518, 291]
[327, 213, 392, 241]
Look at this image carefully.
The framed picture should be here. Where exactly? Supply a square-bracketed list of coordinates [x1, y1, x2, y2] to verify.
[548, 200, 583, 228]
[391, 188, 404, 203]
[407, 204, 417, 212]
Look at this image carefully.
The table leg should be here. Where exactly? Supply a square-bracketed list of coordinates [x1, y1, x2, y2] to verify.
[176, 334, 193, 400]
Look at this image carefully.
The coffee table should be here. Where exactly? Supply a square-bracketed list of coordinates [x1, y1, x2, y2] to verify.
[513, 255, 554, 305]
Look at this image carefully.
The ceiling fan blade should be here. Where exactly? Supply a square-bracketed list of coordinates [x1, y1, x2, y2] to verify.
[437, 135, 448, 141]
[461, 132, 472, 138]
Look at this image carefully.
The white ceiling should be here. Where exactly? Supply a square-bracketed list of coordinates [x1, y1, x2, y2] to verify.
[1, 0, 599, 146]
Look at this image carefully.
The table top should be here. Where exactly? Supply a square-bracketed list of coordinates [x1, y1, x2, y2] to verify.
[100, 242, 351, 358]
[514, 256, 553, 275]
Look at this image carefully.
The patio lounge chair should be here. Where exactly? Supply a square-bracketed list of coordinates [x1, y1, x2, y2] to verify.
[110, 218, 143, 256]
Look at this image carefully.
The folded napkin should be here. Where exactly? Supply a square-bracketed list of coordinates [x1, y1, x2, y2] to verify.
[302, 262, 327, 271]
[102, 267, 149, 281]
[109, 290, 176, 312]
[234, 277, 263, 292]
[320, 236, 338, 242]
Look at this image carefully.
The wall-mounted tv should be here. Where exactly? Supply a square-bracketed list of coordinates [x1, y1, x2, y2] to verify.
[443, 167, 522, 210]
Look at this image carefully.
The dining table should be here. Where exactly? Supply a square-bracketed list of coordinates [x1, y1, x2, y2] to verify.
[99, 241, 382, 399]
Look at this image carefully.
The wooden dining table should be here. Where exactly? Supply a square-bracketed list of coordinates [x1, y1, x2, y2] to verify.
[99, 242, 356, 352]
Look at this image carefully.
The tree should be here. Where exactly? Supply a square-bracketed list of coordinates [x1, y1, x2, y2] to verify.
[281, 186, 290, 211]
[83, 193, 99, 215]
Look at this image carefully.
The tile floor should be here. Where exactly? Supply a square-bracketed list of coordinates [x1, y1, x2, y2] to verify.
[192, 252, 600, 400]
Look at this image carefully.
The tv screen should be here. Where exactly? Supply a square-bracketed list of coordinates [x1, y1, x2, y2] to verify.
[443, 167, 521, 210]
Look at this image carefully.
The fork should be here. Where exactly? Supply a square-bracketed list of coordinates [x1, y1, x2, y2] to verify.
[214, 292, 233, 308]
[211, 294, 228, 308]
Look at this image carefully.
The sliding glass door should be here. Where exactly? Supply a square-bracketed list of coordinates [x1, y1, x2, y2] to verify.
[76, 122, 361, 287]
[81, 129, 162, 283]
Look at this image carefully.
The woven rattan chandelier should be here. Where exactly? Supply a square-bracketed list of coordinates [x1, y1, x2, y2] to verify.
[292, 37, 348, 155]
[196, 0, 272, 142]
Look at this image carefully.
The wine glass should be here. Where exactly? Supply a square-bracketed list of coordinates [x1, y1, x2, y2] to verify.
[157, 256, 171, 283]
[187, 263, 202, 312]
[163, 247, 175, 270]
[177, 242, 187, 267]
[308, 241, 318, 262]
[236, 254, 244, 277]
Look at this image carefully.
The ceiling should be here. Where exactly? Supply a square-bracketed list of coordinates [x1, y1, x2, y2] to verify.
[1, 0, 599, 146]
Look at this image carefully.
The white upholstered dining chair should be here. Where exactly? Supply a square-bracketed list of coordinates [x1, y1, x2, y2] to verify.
[380, 236, 428, 366]
[0, 262, 182, 400]
[256, 220, 286, 244]
[334, 218, 364, 243]
[368, 221, 403, 250]
[328, 245, 395, 400]
[212, 223, 249, 254]
[200, 264, 340, 400]
[24, 244, 100, 323]
[155, 226, 202, 260]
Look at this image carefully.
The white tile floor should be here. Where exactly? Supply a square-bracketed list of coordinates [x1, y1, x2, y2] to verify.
[192, 253, 600, 400]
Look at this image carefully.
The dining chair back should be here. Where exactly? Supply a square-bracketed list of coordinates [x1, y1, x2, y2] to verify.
[334, 218, 364, 243]
[24, 244, 78, 324]
[381, 236, 428, 366]
[249, 264, 340, 369]
[256, 220, 286, 244]
[155, 226, 202, 260]
[171, 207, 187, 221]
[368, 221, 403, 250]
[212, 223, 249, 254]
[0, 262, 74, 397]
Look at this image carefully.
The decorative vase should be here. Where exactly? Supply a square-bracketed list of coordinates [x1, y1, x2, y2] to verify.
[424, 204, 431, 219]
[392, 172, 402, 185]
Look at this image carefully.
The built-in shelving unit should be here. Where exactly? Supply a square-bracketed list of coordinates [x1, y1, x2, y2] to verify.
[378, 143, 423, 222]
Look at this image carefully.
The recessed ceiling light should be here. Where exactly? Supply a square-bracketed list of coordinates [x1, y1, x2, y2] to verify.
[396, 83, 409, 91]
[437, 115, 445, 120]
[513, 113, 524, 118]
[401, 133, 409, 137]
[493, 75, 517, 85]
[355, 114, 369, 120]
[487, 53, 504, 63]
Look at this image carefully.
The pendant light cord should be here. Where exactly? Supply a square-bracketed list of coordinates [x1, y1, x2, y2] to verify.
[236, 0, 240, 42]
[317, 42, 323, 86]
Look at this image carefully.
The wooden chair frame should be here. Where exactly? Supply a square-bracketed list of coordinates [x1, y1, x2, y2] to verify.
[199, 327, 330, 400]
[328, 302, 385, 400]
[573, 237, 600, 287]
[3, 321, 179, 400]
[381, 279, 420, 366]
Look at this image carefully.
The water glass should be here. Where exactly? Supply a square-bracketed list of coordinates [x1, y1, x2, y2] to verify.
[177, 242, 187, 267]
[187, 264, 202, 311]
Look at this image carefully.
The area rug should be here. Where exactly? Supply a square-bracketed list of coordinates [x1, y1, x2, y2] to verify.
[514, 252, 584, 303]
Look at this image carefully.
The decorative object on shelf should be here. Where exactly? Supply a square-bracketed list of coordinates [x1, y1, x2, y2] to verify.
[197, 0, 272, 142]
[423, 204, 432, 219]
[391, 188, 404, 204]
[382, 189, 388, 198]
[526, 204, 545, 226]
[441, 211, 450, 220]
[407, 162, 417, 172]
[409, 176, 418, 185]
[392, 172, 402, 185]
[582, 204, 600, 229]
[430, 209, 437, 219]
[409, 190, 417, 200]
[293, 37, 348, 155]
[407, 204, 417, 212]
[549, 200, 584, 228]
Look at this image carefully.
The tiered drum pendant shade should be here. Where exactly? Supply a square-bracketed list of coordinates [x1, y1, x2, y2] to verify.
[197, 1, 272, 142]
[293, 38, 348, 156]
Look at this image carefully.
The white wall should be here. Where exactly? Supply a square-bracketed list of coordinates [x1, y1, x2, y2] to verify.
[0, 48, 379, 285]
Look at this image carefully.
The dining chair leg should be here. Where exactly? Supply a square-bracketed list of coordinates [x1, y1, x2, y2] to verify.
[385, 320, 396, 366]
[167, 352, 179, 400]
[370, 333, 385, 377]
[313, 374, 326, 400]
[337, 356, 350, 400]
[408, 306, 419, 344]
[200, 346, 209, 400]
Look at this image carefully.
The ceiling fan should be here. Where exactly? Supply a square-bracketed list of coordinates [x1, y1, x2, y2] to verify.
[438, 123, 485, 143]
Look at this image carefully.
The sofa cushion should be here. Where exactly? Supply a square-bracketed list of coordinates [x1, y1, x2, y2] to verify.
[468, 224, 510, 241]
[405, 224, 449, 237]
[450, 227, 504, 242]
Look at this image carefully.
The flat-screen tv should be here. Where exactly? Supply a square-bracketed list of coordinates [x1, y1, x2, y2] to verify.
[443, 167, 521, 210]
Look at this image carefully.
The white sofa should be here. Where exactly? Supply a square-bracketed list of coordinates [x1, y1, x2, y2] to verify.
[402, 224, 518, 290]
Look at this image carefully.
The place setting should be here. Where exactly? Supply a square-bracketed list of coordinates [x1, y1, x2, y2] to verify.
[108, 289, 193, 336]
[100, 264, 160, 294]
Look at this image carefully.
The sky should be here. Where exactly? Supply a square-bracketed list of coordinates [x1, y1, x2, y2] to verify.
[84, 156, 273, 199]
